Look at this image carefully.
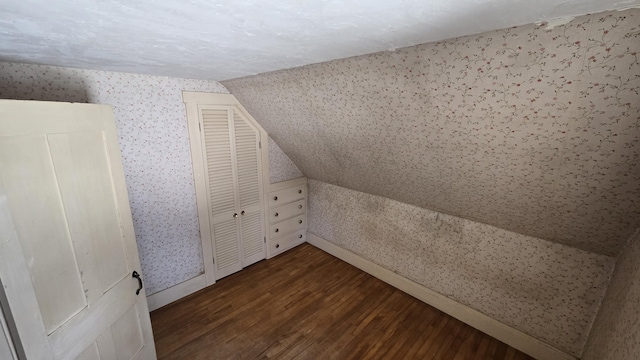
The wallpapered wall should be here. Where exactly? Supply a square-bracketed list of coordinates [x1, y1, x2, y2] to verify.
[0, 63, 301, 295]
[307, 180, 613, 356]
[269, 137, 304, 183]
[223, 9, 640, 257]
[582, 230, 640, 359]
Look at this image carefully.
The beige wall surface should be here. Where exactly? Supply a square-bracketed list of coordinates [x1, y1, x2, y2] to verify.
[224, 9, 640, 257]
[307, 180, 614, 357]
[582, 230, 640, 360]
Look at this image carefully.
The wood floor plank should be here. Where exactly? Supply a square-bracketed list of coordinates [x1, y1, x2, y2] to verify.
[151, 243, 534, 360]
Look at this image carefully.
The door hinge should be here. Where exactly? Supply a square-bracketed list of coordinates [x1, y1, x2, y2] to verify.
[264, 237, 266, 243]
[259, 141, 261, 149]
[199, 122, 202, 131]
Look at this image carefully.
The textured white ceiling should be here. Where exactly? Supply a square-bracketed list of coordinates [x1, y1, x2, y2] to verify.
[1, 0, 638, 81]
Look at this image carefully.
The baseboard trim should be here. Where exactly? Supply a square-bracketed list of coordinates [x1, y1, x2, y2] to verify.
[146, 274, 208, 312]
[306, 233, 576, 360]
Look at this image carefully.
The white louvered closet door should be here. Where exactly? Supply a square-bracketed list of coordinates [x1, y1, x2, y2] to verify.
[200, 105, 266, 280]
[201, 106, 243, 280]
[233, 109, 266, 267]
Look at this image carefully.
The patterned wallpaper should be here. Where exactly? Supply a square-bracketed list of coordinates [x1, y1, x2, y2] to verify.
[0, 63, 229, 295]
[582, 229, 640, 360]
[307, 180, 614, 356]
[269, 136, 304, 183]
[224, 9, 640, 256]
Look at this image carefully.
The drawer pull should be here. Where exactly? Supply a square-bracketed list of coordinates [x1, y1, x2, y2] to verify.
[241, 210, 245, 215]
[298, 205, 303, 209]
[276, 244, 280, 248]
[298, 234, 303, 239]
[275, 212, 279, 217]
[298, 220, 303, 224]
[298, 189, 302, 194]
[275, 228, 279, 233]
[233, 213, 238, 218]
[274, 196, 278, 201]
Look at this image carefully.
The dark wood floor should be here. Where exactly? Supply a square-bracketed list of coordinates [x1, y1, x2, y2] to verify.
[150, 243, 534, 360]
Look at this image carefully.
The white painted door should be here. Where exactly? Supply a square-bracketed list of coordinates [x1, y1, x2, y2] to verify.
[0, 100, 157, 360]
[200, 106, 243, 280]
[232, 109, 265, 267]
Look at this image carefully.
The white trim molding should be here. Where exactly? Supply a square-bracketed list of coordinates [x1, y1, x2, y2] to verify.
[306, 233, 576, 360]
[146, 274, 207, 312]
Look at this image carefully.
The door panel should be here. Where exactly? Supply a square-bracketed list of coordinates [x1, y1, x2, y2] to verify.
[0, 135, 87, 334]
[0, 100, 156, 360]
[233, 110, 261, 210]
[240, 212, 264, 264]
[110, 306, 144, 360]
[202, 108, 238, 220]
[75, 344, 99, 360]
[212, 218, 242, 279]
[200, 106, 243, 280]
[233, 110, 265, 266]
[47, 131, 129, 302]
[48, 275, 135, 359]
[96, 327, 117, 360]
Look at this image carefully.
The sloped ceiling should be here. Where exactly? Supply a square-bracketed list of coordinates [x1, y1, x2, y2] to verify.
[1, 0, 639, 80]
[224, 9, 640, 256]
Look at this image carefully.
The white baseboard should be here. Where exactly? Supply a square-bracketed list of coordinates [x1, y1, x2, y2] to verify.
[146, 274, 208, 311]
[306, 233, 575, 360]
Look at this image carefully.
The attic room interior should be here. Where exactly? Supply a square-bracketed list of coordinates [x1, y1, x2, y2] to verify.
[0, 0, 638, 359]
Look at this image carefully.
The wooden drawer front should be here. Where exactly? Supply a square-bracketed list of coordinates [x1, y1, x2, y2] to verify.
[269, 199, 305, 224]
[269, 185, 306, 208]
[269, 230, 306, 255]
[270, 214, 305, 238]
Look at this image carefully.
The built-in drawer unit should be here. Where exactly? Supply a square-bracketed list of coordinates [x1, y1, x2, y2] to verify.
[270, 214, 305, 238]
[269, 184, 306, 208]
[269, 199, 305, 225]
[269, 229, 306, 255]
[267, 177, 307, 258]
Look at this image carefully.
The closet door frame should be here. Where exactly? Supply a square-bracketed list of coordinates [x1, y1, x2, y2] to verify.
[183, 92, 270, 287]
